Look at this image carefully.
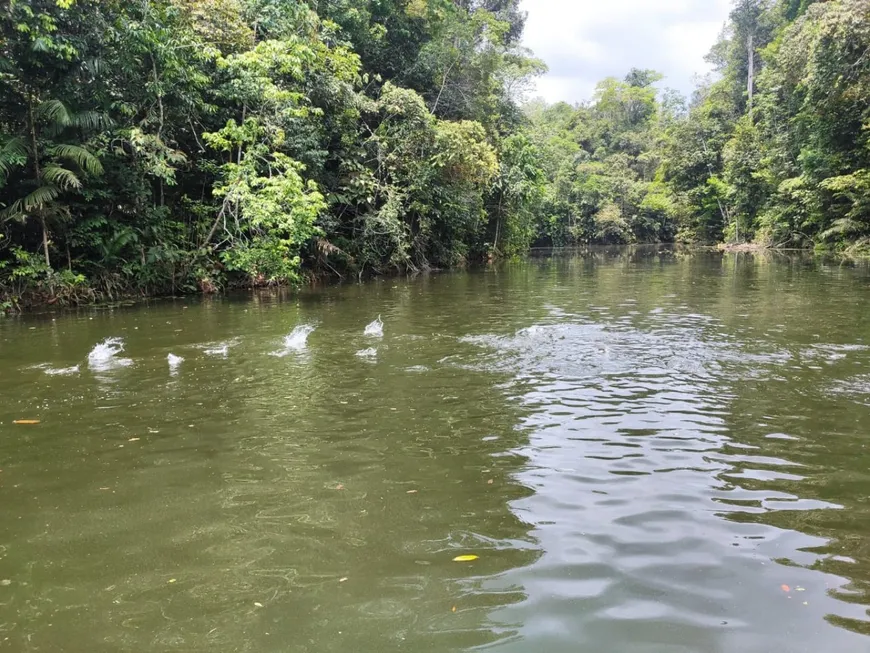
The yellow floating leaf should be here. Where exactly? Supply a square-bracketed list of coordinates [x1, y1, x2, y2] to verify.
[13, 420, 40, 425]
[453, 555, 479, 562]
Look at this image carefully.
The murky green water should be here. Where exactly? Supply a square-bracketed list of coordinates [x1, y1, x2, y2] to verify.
[3, 248, 870, 652]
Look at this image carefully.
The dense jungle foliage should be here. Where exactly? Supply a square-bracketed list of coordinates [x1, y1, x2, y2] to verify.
[0, 0, 546, 306]
[526, 0, 870, 252]
[1, 0, 868, 308]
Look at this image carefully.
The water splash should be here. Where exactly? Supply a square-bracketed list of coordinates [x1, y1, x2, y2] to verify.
[204, 344, 229, 357]
[29, 363, 81, 376]
[364, 316, 384, 338]
[200, 338, 240, 357]
[45, 365, 81, 376]
[167, 354, 184, 374]
[87, 337, 133, 371]
[284, 325, 316, 349]
[271, 325, 316, 357]
[517, 325, 544, 337]
[356, 347, 378, 359]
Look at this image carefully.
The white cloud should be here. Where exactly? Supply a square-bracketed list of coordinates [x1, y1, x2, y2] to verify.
[520, 0, 732, 104]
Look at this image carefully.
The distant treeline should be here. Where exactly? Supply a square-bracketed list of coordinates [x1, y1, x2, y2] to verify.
[527, 0, 870, 255]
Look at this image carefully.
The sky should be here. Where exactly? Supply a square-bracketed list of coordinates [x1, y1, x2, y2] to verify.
[519, 0, 733, 105]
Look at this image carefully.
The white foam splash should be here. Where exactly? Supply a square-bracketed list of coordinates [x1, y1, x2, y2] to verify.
[271, 325, 316, 357]
[45, 365, 81, 376]
[284, 325, 316, 349]
[30, 363, 81, 376]
[87, 337, 133, 371]
[364, 316, 384, 338]
[517, 325, 544, 337]
[200, 338, 240, 357]
[356, 348, 378, 359]
[203, 344, 229, 357]
[167, 354, 184, 373]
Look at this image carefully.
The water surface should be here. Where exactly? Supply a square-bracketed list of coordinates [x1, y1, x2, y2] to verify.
[2, 248, 870, 652]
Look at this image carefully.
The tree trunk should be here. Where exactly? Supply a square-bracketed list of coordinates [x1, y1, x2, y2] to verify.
[493, 192, 503, 254]
[28, 97, 50, 268]
[747, 32, 755, 114]
[40, 215, 50, 268]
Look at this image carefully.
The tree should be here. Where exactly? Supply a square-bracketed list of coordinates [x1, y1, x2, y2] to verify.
[0, 0, 108, 268]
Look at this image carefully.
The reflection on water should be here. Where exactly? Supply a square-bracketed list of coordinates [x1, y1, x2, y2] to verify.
[2, 247, 870, 652]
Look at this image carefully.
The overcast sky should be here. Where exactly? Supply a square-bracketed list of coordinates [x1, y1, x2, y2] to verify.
[520, 0, 733, 104]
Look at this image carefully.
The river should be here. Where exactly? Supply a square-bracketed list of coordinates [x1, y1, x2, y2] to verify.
[2, 247, 870, 652]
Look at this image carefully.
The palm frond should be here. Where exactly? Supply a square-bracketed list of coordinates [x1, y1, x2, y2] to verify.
[0, 184, 60, 221]
[36, 99, 73, 128]
[42, 164, 82, 190]
[72, 110, 115, 131]
[31, 37, 52, 53]
[0, 137, 28, 184]
[82, 57, 103, 78]
[49, 144, 104, 176]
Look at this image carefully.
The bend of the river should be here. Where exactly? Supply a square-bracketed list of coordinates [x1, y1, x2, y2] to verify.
[2, 247, 870, 652]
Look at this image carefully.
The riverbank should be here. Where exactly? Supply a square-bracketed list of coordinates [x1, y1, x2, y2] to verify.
[7, 243, 859, 314]
[716, 242, 772, 254]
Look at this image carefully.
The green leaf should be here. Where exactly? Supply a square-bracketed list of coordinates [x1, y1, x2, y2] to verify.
[71, 111, 114, 131]
[36, 100, 72, 127]
[0, 185, 60, 221]
[49, 145, 103, 176]
[42, 164, 82, 190]
[0, 137, 27, 185]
